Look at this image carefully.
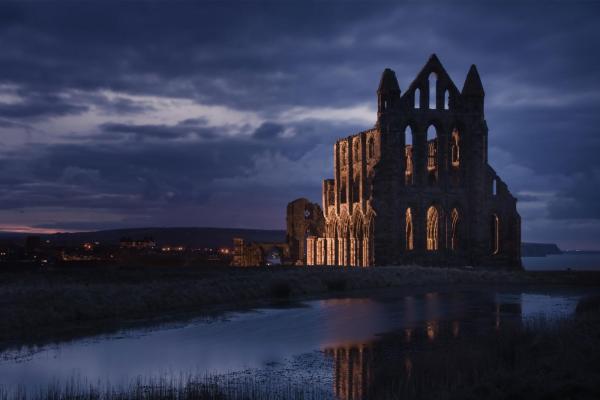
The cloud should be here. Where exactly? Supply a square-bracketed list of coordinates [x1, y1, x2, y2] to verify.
[0, 1, 599, 248]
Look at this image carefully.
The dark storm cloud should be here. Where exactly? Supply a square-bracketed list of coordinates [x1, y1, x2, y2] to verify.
[0, 1, 599, 246]
[253, 122, 285, 139]
[0, 92, 88, 119]
[546, 171, 600, 220]
[99, 122, 208, 140]
[0, 117, 360, 215]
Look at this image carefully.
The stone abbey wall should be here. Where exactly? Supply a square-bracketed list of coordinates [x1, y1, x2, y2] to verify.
[307, 55, 521, 268]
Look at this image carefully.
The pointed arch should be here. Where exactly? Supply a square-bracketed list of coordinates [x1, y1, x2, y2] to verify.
[352, 212, 364, 266]
[353, 140, 360, 163]
[426, 125, 438, 185]
[414, 88, 421, 109]
[450, 208, 460, 251]
[451, 128, 460, 168]
[491, 214, 500, 255]
[367, 136, 375, 159]
[337, 215, 350, 265]
[428, 73, 437, 109]
[340, 176, 347, 204]
[404, 126, 414, 185]
[352, 174, 360, 204]
[340, 143, 347, 167]
[406, 208, 414, 251]
[426, 206, 439, 251]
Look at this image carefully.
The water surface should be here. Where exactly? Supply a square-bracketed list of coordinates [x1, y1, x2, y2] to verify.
[523, 253, 600, 271]
[0, 287, 594, 397]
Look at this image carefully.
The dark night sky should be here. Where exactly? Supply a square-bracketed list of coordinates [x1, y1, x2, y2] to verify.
[0, 1, 599, 249]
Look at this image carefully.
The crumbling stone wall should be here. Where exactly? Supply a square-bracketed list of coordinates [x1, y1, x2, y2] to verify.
[307, 55, 521, 268]
[232, 238, 290, 267]
[232, 198, 324, 267]
[286, 198, 325, 265]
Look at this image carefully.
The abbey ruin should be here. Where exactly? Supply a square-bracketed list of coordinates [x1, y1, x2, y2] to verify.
[305, 55, 521, 268]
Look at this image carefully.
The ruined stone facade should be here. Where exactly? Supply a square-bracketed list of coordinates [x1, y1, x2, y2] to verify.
[286, 198, 325, 265]
[232, 198, 324, 266]
[307, 55, 521, 268]
[232, 238, 289, 267]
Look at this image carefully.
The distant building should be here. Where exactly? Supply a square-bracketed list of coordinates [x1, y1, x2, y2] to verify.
[232, 238, 289, 267]
[160, 245, 186, 252]
[306, 55, 521, 268]
[119, 237, 156, 250]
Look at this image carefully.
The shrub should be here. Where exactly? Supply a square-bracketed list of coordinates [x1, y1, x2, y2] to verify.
[268, 280, 291, 298]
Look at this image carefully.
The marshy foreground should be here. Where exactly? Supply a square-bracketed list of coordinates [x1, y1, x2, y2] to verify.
[1, 265, 599, 350]
[1, 282, 599, 400]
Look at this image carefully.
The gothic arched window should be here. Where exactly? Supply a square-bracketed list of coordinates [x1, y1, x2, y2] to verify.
[368, 137, 375, 159]
[426, 206, 439, 251]
[450, 208, 459, 251]
[427, 126, 438, 185]
[405, 126, 413, 185]
[414, 88, 421, 109]
[451, 129, 460, 168]
[340, 177, 347, 204]
[352, 176, 360, 203]
[428, 73, 437, 109]
[406, 208, 414, 251]
[491, 214, 500, 254]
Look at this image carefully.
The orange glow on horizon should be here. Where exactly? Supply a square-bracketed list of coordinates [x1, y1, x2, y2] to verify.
[0, 224, 82, 235]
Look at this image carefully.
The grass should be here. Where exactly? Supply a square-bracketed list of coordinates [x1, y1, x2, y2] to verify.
[1, 264, 599, 350]
[1, 303, 599, 400]
[366, 308, 600, 399]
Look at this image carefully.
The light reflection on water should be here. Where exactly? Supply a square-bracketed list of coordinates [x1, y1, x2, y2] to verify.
[0, 289, 594, 398]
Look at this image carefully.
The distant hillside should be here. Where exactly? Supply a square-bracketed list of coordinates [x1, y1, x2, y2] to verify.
[1, 228, 287, 248]
[521, 242, 563, 257]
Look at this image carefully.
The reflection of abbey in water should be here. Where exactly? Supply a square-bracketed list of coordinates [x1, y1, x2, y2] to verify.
[307, 55, 521, 267]
[325, 299, 522, 400]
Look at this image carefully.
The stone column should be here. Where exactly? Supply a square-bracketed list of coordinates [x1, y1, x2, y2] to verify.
[306, 236, 317, 266]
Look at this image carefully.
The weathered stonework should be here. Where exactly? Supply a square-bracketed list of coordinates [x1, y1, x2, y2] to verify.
[286, 198, 325, 265]
[232, 198, 324, 266]
[307, 55, 521, 268]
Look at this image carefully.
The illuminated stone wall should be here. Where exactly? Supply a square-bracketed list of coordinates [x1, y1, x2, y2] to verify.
[308, 55, 521, 268]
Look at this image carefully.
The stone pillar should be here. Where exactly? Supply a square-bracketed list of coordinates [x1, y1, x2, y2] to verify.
[356, 238, 364, 267]
[317, 238, 326, 265]
[306, 236, 317, 266]
[349, 237, 356, 266]
[326, 238, 335, 265]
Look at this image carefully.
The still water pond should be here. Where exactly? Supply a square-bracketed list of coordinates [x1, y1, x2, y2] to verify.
[0, 288, 595, 397]
[523, 253, 600, 271]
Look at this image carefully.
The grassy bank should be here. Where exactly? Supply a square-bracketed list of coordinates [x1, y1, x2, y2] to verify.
[1, 299, 599, 400]
[1, 265, 599, 350]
